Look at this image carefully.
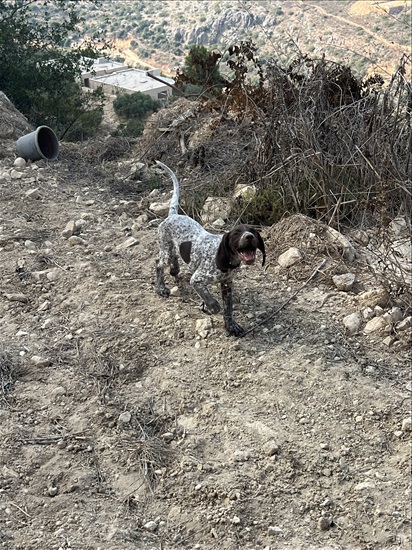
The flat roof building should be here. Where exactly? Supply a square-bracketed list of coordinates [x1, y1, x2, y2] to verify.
[81, 58, 174, 102]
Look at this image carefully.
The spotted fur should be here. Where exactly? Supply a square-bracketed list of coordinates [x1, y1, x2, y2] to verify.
[155, 161, 265, 337]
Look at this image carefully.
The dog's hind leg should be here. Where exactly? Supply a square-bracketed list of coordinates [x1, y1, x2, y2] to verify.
[156, 228, 173, 297]
[221, 281, 245, 337]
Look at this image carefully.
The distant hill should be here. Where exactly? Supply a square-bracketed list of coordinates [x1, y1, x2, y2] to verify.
[74, 0, 411, 77]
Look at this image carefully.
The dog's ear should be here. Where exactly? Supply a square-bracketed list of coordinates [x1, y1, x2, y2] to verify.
[215, 232, 232, 272]
[254, 229, 266, 267]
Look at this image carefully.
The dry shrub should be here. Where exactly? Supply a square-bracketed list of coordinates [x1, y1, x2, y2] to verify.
[140, 46, 411, 229]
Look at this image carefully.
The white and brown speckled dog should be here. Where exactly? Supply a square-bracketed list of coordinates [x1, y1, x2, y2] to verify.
[155, 161, 265, 337]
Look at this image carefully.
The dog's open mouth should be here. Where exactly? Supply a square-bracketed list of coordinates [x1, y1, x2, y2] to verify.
[238, 247, 256, 265]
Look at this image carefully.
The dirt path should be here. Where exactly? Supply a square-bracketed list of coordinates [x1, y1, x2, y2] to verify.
[311, 3, 411, 53]
[0, 134, 411, 549]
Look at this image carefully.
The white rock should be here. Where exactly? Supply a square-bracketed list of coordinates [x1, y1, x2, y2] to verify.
[149, 201, 170, 217]
[52, 386, 67, 396]
[195, 318, 213, 338]
[362, 307, 374, 320]
[5, 293, 28, 303]
[62, 220, 77, 239]
[14, 157, 26, 168]
[212, 217, 226, 228]
[68, 235, 87, 246]
[170, 286, 180, 297]
[31, 355, 52, 367]
[355, 481, 376, 491]
[325, 226, 355, 261]
[332, 273, 356, 291]
[231, 516, 241, 525]
[143, 520, 158, 532]
[277, 247, 302, 268]
[358, 287, 390, 308]
[116, 237, 139, 250]
[343, 312, 362, 335]
[363, 316, 387, 334]
[233, 184, 256, 200]
[401, 417, 411, 432]
[10, 169, 23, 180]
[41, 318, 53, 329]
[25, 188, 41, 200]
[268, 526, 283, 535]
[24, 239, 36, 251]
[396, 316, 411, 332]
[262, 440, 280, 456]
[118, 411, 131, 424]
[201, 196, 232, 224]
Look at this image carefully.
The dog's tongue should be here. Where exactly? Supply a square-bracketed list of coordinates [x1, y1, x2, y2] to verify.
[239, 250, 256, 264]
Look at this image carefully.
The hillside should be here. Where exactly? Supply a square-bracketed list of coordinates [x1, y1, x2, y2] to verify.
[75, 0, 412, 77]
[0, 86, 411, 550]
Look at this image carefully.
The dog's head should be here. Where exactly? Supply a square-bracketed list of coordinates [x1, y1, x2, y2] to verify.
[216, 225, 266, 272]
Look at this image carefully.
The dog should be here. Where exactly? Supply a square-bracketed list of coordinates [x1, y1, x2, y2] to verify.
[155, 161, 265, 337]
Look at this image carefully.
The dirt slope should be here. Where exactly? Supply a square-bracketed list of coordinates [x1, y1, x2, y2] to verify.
[0, 122, 411, 549]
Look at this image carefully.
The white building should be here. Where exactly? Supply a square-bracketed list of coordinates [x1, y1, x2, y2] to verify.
[81, 58, 174, 102]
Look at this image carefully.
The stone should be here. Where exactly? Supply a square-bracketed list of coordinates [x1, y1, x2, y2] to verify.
[401, 417, 411, 432]
[396, 316, 411, 332]
[358, 287, 390, 308]
[355, 481, 376, 491]
[201, 196, 232, 224]
[143, 520, 158, 532]
[332, 273, 356, 291]
[195, 318, 213, 338]
[317, 517, 331, 531]
[118, 411, 131, 424]
[233, 184, 256, 200]
[25, 188, 41, 200]
[52, 386, 67, 396]
[277, 247, 302, 268]
[48, 486, 58, 497]
[31, 355, 52, 367]
[62, 220, 77, 239]
[24, 239, 36, 251]
[363, 316, 387, 334]
[149, 201, 170, 217]
[268, 526, 283, 535]
[325, 226, 355, 261]
[5, 293, 28, 303]
[68, 235, 87, 247]
[343, 312, 362, 335]
[382, 335, 396, 347]
[14, 157, 26, 168]
[10, 169, 23, 180]
[116, 236, 139, 250]
[362, 307, 375, 320]
[262, 440, 280, 456]
[170, 286, 180, 297]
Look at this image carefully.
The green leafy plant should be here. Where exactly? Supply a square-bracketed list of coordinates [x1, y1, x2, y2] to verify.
[0, 0, 109, 139]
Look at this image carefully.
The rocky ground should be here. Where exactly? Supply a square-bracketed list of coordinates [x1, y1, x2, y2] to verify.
[0, 98, 411, 550]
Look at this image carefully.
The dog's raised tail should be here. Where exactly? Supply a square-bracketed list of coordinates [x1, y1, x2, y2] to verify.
[155, 161, 179, 216]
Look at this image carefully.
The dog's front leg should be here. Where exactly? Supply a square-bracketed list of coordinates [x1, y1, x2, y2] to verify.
[221, 282, 245, 337]
[191, 276, 221, 314]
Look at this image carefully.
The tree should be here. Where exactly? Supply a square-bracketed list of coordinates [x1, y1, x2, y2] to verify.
[113, 92, 161, 119]
[177, 45, 225, 96]
[0, 0, 109, 139]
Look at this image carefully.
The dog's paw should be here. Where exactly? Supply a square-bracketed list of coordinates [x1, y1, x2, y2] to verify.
[205, 299, 221, 315]
[156, 286, 170, 298]
[225, 320, 245, 337]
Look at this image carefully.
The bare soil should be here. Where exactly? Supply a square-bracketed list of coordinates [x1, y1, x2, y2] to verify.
[0, 120, 411, 549]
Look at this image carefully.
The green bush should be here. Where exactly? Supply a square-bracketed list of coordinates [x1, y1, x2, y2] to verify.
[113, 92, 161, 119]
[0, 0, 108, 139]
